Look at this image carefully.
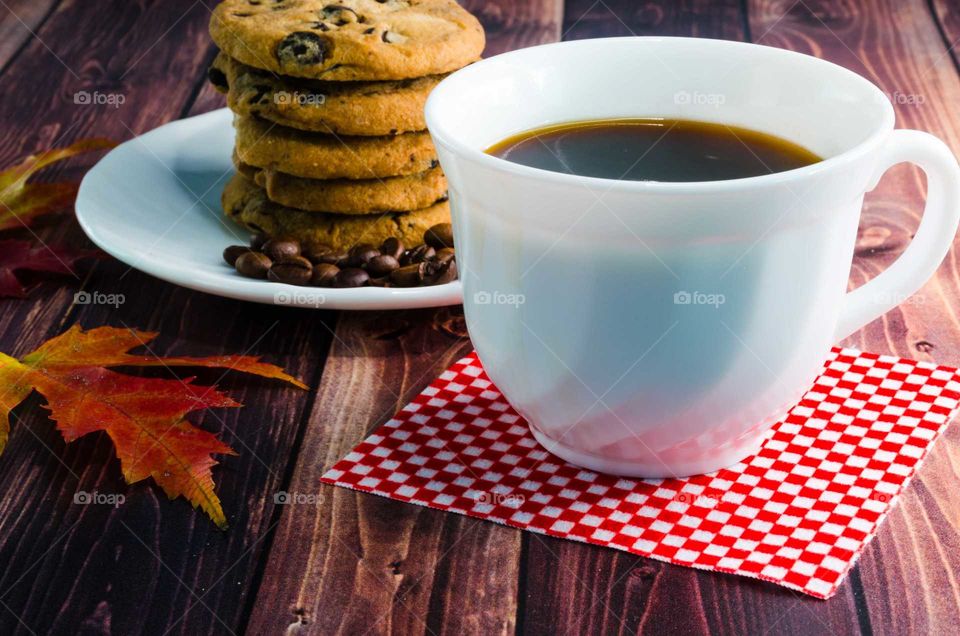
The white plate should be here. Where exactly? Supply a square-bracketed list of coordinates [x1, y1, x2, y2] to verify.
[76, 108, 463, 310]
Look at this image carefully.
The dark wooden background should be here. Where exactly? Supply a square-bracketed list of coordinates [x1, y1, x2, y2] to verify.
[1, 0, 959, 634]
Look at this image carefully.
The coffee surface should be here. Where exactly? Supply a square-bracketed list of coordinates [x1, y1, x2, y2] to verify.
[487, 118, 821, 182]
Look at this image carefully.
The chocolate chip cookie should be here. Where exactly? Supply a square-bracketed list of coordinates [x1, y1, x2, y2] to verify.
[234, 115, 437, 179]
[235, 156, 448, 213]
[210, 0, 485, 81]
[210, 52, 446, 136]
[223, 173, 450, 251]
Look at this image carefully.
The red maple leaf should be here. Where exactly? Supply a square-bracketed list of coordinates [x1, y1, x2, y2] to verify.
[0, 325, 307, 528]
[0, 138, 115, 231]
[0, 239, 101, 297]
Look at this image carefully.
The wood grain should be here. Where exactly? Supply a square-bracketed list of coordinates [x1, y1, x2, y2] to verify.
[749, 0, 960, 633]
[0, 0, 60, 72]
[243, 3, 564, 634]
[931, 0, 960, 68]
[562, 0, 745, 41]
[463, 0, 563, 55]
[0, 0, 958, 634]
[243, 309, 505, 635]
[0, 2, 332, 635]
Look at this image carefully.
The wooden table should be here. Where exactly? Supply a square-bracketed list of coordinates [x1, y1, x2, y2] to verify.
[1, 0, 959, 633]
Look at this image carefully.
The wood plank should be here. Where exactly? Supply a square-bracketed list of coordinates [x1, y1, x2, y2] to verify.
[463, 0, 563, 55]
[924, 0, 960, 76]
[243, 2, 564, 634]
[519, 2, 864, 634]
[0, 0, 60, 72]
[562, 0, 744, 41]
[0, 2, 334, 634]
[747, 0, 960, 633]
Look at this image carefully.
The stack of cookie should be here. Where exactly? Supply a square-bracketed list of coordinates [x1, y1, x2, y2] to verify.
[207, 0, 484, 257]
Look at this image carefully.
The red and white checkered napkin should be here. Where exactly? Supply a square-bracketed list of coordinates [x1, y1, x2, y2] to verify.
[321, 347, 960, 599]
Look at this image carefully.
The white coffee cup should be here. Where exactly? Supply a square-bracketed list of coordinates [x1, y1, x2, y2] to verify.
[425, 37, 960, 477]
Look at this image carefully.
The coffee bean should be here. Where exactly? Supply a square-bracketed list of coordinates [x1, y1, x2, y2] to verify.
[235, 251, 272, 279]
[425, 223, 454, 249]
[311, 263, 339, 287]
[424, 259, 458, 286]
[268, 256, 312, 286]
[302, 244, 335, 264]
[433, 247, 456, 264]
[400, 244, 435, 266]
[263, 239, 300, 262]
[316, 251, 346, 265]
[333, 267, 369, 288]
[250, 234, 268, 250]
[366, 254, 399, 277]
[223, 245, 251, 266]
[368, 276, 390, 287]
[348, 243, 380, 267]
[277, 32, 329, 67]
[390, 263, 424, 287]
[380, 237, 404, 260]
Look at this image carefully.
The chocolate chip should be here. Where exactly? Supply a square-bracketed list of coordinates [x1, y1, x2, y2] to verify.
[323, 4, 361, 25]
[235, 251, 272, 278]
[263, 239, 300, 261]
[207, 66, 228, 91]
[424, 223, 454, 249]
[366, 254, 400, 277]
[311, 262, 339, 286]
[268, 255, 313, 285]
[223, 245, 251, 266]
[379, 237, 404, 260]
[333, 267, 369, 288]
[277, 32, 330, 67]
[382, 30, 404, 44]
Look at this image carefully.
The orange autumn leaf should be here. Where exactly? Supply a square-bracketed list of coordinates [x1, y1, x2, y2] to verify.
[0, 138, 116, 232]
[0, 325, 306, 528]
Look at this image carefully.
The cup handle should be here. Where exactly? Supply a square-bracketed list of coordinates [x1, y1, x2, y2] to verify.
[835, 130, 960, 341]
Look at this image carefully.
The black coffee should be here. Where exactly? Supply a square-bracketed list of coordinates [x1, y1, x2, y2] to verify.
[486, 118, 821, 182]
